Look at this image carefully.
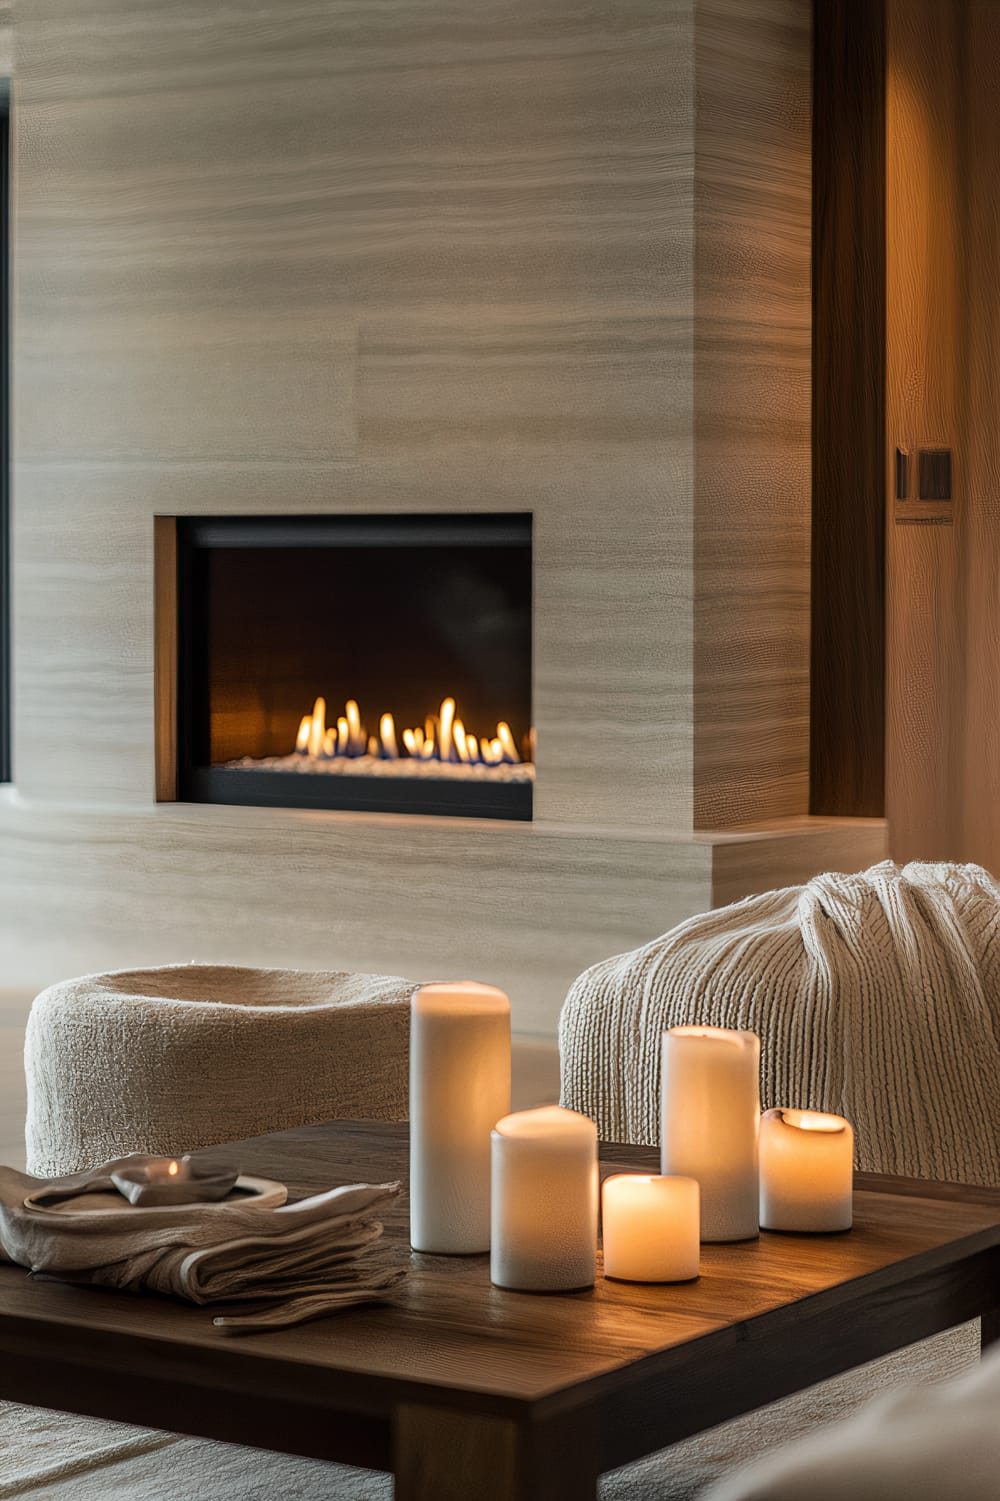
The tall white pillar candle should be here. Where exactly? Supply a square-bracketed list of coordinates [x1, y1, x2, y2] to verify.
[602, 1174, 700, 1282]
[661, 1026, 761, 1242]
[409, 981, 511, 1254]
[490, 1106, 598, 1291]
[759, 1108, 854, 1232]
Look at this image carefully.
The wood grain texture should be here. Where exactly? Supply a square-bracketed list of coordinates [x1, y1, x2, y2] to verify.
[0, 793, 886, 1033]
[4, 0, 872, 1024]
[0, 793, 713, 1033]
[693, 0, 812, 828]
[12, 0, 695, 834]
[706, 815, 887, 910]
[0, 1121, 998, 1488]
[810, 0, 886, 818]
[393, 1404, 598, 1501]
[955, 1, 1000, 872]
[884, 0, 965, 864]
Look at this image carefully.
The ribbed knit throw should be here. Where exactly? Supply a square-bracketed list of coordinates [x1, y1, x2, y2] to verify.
[559, 861, 1000, 1185]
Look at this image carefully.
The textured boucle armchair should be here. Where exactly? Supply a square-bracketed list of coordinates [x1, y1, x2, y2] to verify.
[24, 963, 416, 1177]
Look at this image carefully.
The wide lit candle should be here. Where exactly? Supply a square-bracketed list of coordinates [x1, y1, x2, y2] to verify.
[759, 1108, 854, 1232]
[602, 1174, 700, 1282]
[409, 981, 511, 1254]
[490, 1106, 598, 1291]
[661, 1025, 761, 1242]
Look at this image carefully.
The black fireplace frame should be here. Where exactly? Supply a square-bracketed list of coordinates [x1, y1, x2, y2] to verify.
[175, 513, 533, 821]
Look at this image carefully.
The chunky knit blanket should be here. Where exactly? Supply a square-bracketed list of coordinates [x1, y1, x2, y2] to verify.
[560, 861, 1000, 1185]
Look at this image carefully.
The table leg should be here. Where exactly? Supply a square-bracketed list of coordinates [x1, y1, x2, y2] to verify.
[392, 1403, 598, 1501]
[981, 1309, 1000, 1354]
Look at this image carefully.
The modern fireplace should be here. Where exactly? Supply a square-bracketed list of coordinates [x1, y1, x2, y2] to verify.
[172, 514, 533, 820]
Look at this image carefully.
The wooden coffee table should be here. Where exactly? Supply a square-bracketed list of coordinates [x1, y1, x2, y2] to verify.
[1, 1121, 998, 1500]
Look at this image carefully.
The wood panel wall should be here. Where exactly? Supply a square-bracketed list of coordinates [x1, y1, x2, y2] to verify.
[879, 0, 1000, 876]
[811, 0, 1000, 874]
[956, 1, 1000, 869]
[885, 0, 964, 863]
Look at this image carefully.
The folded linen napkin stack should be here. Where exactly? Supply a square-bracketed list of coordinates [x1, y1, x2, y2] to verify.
[0, 1160, 406, 1333]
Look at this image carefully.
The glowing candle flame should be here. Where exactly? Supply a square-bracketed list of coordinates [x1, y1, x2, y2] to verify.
[785, 1110, 848, 1133]
[167, 1161, 180, 1177]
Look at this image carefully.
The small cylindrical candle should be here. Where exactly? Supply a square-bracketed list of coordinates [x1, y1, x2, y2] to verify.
[602, 1174, 700, 1283]
[409, 981, 511, 1254]
[661, 1025, 761, 1242]
[490, 1106, 598, 1291]
[759, 1108, 854, 1232]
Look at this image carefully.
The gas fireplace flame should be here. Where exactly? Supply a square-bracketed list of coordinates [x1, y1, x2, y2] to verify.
[295, 696, 528, 768]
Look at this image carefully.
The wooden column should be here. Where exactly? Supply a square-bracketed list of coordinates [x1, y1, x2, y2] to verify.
[810, 0, 887, 817]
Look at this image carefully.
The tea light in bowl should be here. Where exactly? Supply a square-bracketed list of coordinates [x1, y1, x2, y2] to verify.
[759, 1108, 854, 1232]
[110, 1154, 239, 1207]
[490, 1106, 598, 1291]
[602, 1174, 700, 1283]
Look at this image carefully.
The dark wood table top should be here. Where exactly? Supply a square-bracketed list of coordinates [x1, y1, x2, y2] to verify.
[2, 1120, 999, 1501]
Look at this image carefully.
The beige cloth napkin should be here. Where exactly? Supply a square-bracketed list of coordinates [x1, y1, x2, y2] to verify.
[0, 1161, 406, 1333]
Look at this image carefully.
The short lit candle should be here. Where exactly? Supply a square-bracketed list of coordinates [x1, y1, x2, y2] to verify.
[490, 1106, 598, 1291]
[110, 1153, 238, 1206]
[759, 1108, 854, 1232]
[409, 982, 511, 1254]
[661, 1026, 761, 1242]
[602, 1174, 700, 1283]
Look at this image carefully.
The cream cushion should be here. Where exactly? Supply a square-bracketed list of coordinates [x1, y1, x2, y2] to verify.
[24, 964, 415, 1177]
[704, 1340, 1000, 1501]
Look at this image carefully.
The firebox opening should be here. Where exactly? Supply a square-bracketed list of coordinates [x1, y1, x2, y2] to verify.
[175, 514, 533, 820]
